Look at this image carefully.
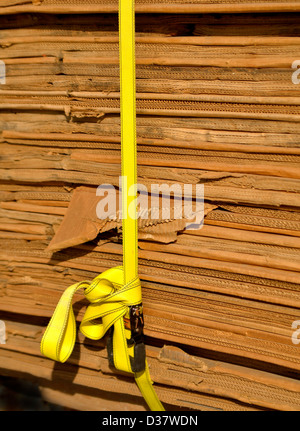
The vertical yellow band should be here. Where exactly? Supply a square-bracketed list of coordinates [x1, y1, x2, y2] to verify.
[119, 0, 138, 285]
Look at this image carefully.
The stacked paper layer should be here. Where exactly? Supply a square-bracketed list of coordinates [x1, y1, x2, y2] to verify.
[0, 9, 300, 411]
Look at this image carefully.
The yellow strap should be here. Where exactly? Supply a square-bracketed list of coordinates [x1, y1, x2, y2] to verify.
[40, 267, 164, 410]
[120, 0, 138, 284]
[40, 0, 165, 411]
[40, 267, 138, 368]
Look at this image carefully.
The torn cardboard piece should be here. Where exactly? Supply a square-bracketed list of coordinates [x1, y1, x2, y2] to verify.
[47, 186, 216, 252]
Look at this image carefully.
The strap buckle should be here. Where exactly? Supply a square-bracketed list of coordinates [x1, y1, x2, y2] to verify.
[125, 304, 144, 346]
[107, 303, 146, 374]
[124, 303, 146, 373]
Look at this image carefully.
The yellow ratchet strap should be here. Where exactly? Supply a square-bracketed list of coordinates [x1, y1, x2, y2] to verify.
[40, 0, 165, 412]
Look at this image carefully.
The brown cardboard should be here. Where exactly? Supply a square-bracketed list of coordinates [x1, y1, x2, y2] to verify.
[47, 185, 216, 252]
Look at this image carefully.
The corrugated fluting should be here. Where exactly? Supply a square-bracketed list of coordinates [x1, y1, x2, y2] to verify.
[1, 2, 300, 411]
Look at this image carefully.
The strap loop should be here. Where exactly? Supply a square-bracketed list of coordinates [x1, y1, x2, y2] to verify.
[41, 267, 140, 371]
[40, 266, 165, 410]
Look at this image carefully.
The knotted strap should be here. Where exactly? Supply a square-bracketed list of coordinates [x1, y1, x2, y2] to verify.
[40, 266, 164, 410]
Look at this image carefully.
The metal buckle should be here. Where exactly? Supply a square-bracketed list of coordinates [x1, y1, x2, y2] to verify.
[124, 303, 144, 346]
[125, 303, 146, 373]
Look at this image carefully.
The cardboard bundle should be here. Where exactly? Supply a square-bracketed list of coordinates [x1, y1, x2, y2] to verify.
[2, 0, 300, 14]
[0, 9, 300, 411]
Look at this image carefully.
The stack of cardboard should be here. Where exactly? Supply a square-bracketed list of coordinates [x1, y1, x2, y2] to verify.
[0, 6, 300, 411]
